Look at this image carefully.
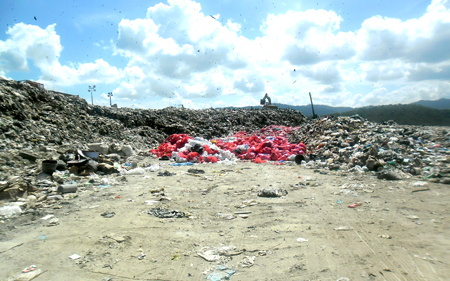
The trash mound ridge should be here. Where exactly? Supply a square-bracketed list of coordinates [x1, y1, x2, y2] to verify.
[0, 77, 306, 151]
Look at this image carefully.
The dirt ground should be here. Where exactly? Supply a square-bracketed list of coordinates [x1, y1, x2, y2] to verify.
[1, 160, 449, 281]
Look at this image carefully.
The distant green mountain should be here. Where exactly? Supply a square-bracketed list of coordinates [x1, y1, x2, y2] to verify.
[223, 98, 450, 126]
[225, 103, 353, 116]
[331, 104, 450, 126]
[411, 98, 450, 110]
[272, 103, 353, 116]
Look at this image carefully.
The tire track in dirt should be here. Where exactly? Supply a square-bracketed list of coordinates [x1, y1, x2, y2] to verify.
[352, 218, 429, 281]
[324, 211, 388, 280]
[323, 190, 436, 281]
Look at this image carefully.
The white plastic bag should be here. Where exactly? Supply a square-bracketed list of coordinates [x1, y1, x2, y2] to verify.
[125, 167, 145, 175]
[0, 205, 22, 218]
[145, 164, 161, 172]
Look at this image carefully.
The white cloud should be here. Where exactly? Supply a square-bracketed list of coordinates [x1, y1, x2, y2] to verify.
[233, 69, 266, 93]
[112, 0, 250, 104]
[260, 9, 356, 66]
[2, 0, 450, 109]
[37, 58, 121, 90]
[213, 100, 225, 107]
[116, 18, 161, 56]
[356, 0, 450, 63]
[358, 87, 390, 105]
[428, 0, 450, 11]
[81, 0, 450, 108]
[355, 80, 450, 106]
[360, 60, 407, 82]
[297, 61, 343, 85]
[392, 80, 450, 102]
[407, 61, 450, 81]
[0, 23, 120, 90]
[0, 23, 61, 72]
[161, 92, 201, 109]
[227, 20, 241, 33]
[111, 0, 255, 103]
[236, 95, 259, 107]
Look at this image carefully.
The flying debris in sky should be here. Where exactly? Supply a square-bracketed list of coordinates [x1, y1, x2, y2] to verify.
[0, 0, 447, 109]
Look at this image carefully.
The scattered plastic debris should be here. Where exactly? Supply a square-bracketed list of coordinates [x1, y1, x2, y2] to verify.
[239, 256, 256, 267]
[157, 170, 176, 177]
[188, 168, 205, 174]
[206, 265, 236, 281]
[68, 254, 81, 260]
[101, 212, 116, 218]
[148, 208, 185, 218]
[0, 205, 22, 218]
[257, 189, 288, 197]
[348, 203, 362, 208]
[334, 226, 353, 231]
[22, 265, 37, 273]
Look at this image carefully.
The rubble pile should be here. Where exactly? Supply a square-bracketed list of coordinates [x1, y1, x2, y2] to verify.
[0, 77, 306, 199]
[0, 77, 306, 151]
[0, 75, 449, 213]
[0, 78, 165, 149]
[288, 115, 450, 183]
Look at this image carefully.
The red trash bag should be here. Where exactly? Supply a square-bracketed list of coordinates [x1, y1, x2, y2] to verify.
[252, 157, 267, 164]
[271, 150, 281, 161]
[259, 154, 271, 161]
[206, 156, 218, 163]
[176, 136, 191, 148]
[187, 152, 202, 162]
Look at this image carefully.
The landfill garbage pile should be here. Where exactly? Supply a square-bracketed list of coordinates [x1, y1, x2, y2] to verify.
[288, 116, 450, 184]
[1, 75, 449, 213]
[151, 125, 307, 163]
[0, 77, 306, 200]
[0, 77, 306, 152]
[0, 77, 165, 150]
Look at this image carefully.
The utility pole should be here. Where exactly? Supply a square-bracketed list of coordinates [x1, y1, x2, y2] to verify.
[88, 85, 96, 105]
[107, 92, 113, 106]
[309, 92, 317, 119]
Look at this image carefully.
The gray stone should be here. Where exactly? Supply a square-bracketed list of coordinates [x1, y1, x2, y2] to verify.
[377, 171, 402, 180]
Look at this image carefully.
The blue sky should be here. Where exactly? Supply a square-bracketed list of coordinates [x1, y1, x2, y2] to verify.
[1, 0, 449, 109]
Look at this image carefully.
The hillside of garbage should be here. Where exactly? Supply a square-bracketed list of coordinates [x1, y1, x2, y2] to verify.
[0, 77, 305, 190]
[0, 76, 449, 204]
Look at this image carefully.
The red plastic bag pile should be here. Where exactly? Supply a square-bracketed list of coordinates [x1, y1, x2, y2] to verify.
[150, 126, 306, 164]
[212, 125, 306, 163]
[149, 133, 221, 163]
[184, 151, 220, 163]
[150, 134, 192, 157]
